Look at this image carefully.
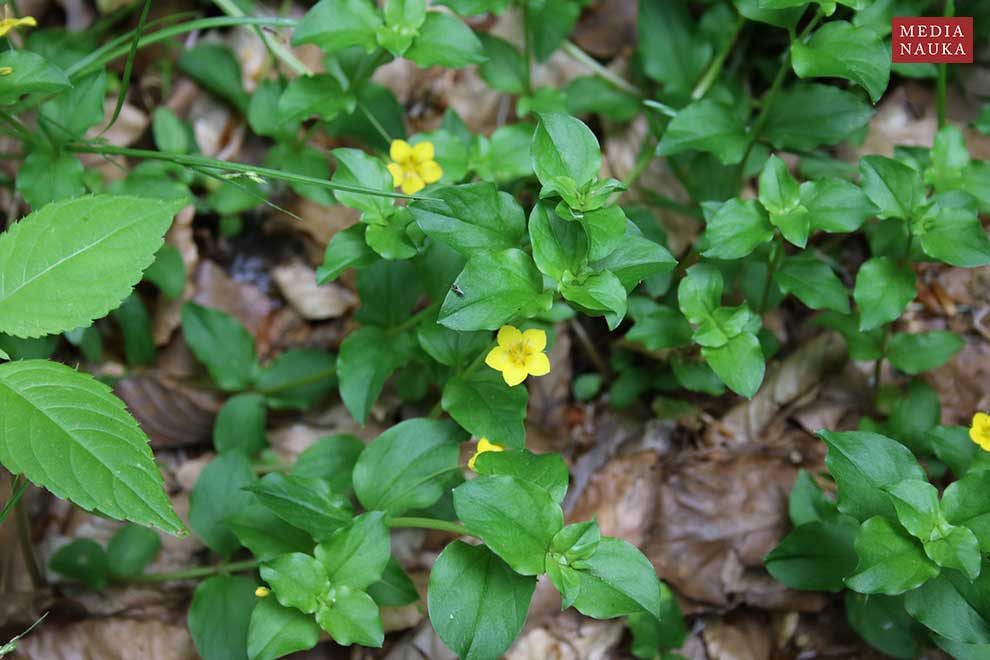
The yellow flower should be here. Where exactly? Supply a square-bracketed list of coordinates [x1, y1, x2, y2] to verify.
[0, 67, 12, 76]
[971, 412, 990, 452]
[484, 325, 550, 387]
[468, 438, 505, 471]
[0, 15, 36, 38]
[387, 139, 442, 195]
[255, 586, 270, 598]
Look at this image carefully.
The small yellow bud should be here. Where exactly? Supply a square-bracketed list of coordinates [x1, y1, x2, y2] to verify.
[255, 586, 270, 598]
[0, 67, 12, 76]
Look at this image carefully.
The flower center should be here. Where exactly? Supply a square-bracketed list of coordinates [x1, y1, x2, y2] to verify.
[507, 344, 531, 367]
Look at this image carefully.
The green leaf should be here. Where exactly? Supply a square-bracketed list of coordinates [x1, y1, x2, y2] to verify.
[759, 154, 801, 215]
[417, 323, 489, 367]
[887, 379, 941, 454]
[702, 332, 765, 398]
[178, 43, 248, 110]
[317, 225, 378, 284]
[277, 74, 350, 124]
[181, 302, 257, 390]
[189, 576, 258, 660]
[213, 393, 267, 456]
[440, 248, 551, 331]
[700, 199, 774, 259]
[49, 539, 109, 589]
[409, 182, 525, 256]
[625, 300, 692, 351]
[261, 553, 329, 614]
[0, 195, 179, 338]
[152, 107, 193, 155]
[315, 511, 390, 589]
[628, 597, 689, 659]
[764, 521, 858, 591]
[368, 557, 420, 606]
[292, 0, 382, 54]
[428, 541, 536, 660]
[859, 155, 925, 221]
[853, 256, 916, 332]
[564, 76, 641, 123]
[443, 369, 528, 450]
[247, 597, 320, 660]
[905, 569, 990, 644]
[572, 537, 662, 621]
[814, 310, 885, 360]
[764, 83, 875, 151]
[247, 473, 353, 540]
[293, 434, 366, 494]
[531, 112, 601, 190]
[677, 263, 723, 324]
[528, 0, 581, 61]
[926, 526, 982, 580]
[580, 205, 629, 260]
[801, 176, 876, 233]
[315, 586, 383, 647]
[918, 196, 990, 267]
[474, 449, 570, 504]
[353, 418, 465, 516]
[331, 148, 395, 222]
[886, 331, 964, 375]
[774, 254, 850, 313]
[791, 470, 836, 526]
[590, 222, 676, 292]
[0, 50, 70, 104]
[405, 11, 485, 67]
[845, 593, 924, 660]
[337, 326, 411, 425]
[190, 453, 256, 557]
[107, 525, 161, 578]
[144, 244, 186, 300]
[256, 349, 337, 411]
[932, 425, 981, 478]
[378, 0, 426, 54]
[454, 474, 563, 575]
[229, 502, 314, 561]
[791, 21, 890, 103]
[528, 202, 589, 281]
[819, 430, 926, 521]
[944, 472, 990, 552]
[113, 293, 155, 366]
[885, 479, 940, 540]
[0, 359, 184, 534]
[637, 0, 711, 92]
[845, 516, 940, 595]
[16, 148, 85, 209]
[656, 100, 748, 166]
[560, 270, 628, 331]
[477, 33, 526, 94]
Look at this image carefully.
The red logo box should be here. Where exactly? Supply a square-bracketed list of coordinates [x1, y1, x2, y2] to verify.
[892, 17, 973, 64]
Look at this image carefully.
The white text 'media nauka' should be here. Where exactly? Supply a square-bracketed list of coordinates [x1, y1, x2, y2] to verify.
[898, 23, 968, 57]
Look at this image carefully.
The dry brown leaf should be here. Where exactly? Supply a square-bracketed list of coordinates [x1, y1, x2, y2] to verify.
[567, 450, 659, 546]
[572, 0, 638, 57]
[508, 614, 624, 660]
[13, 618, 197, 660]
[192, 260, 278, 336]
[113, 372, 220, 449]
[272, 260, 357, 321]
[703, 611, 774, 660]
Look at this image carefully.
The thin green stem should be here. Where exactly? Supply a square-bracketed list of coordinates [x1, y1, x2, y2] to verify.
[359, 102, 393, 144]
[16, 498, 44, 589]
[127, 559, 261, 583]
[616, 135, 658, 199]
[212, 0, 311, 77]
[388, 517, 472, 537]
[561, 41, 641, 98]
[936, 0, 955, 128]
[759, 236, 784, 314]
[68, 143, 428, 200]
[387, 301, 441, 337]
[0, 474, 27, 527]
[691, 14, 745, 101]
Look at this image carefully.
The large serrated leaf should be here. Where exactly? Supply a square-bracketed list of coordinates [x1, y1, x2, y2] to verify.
[0, 359, 185, 534]
[0, 195, 182, 338]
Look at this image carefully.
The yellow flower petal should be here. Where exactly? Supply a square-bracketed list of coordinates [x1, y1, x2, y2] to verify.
[387, 163, 405, 188]
[496, 325, 523, 348]
[485, 346, 510, 371]
[522, 328, 547, 352]
[411, 140, 435, 163]
[524, 351, 550, 377]
[502, 363, 528, 386]
[390, 139, 412, 163]
[401, 172, 425, 194]
[417, 159, 443, 184]
[468, 438, 505, 471]
[971, 412, 990, 451]
[0, 16, 36, 38]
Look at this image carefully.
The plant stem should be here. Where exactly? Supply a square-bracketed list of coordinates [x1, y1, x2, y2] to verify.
[127, 559, 261, 583]
[212, 0, 311, 77]
[254, 365, 337, 396]
[569, 317, 611, 378]
[561, 41, 641, 97]
[521, 2, 534, 95]
[68, 143, 425, 200]
[387, 301, 441, 337]
[16, 498, 45, 589]
[0, 474, 27, 527]
[388, 517, 472, 537]
[359, 102, 393, 144]
[691, 14, 745, 101]
[759, 236, 784, 314]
